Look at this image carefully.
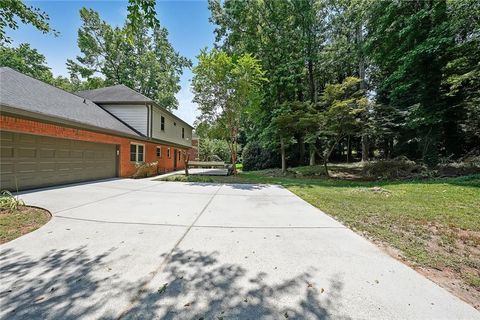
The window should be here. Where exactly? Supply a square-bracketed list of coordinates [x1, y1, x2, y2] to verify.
[182, 127, 185, 139]
[161, 116, 165, 131]
[156, 146, 162, 158]
[167, 147, 171, 158]
[130, 143, 144, 162]
[178, 151, 181, 160]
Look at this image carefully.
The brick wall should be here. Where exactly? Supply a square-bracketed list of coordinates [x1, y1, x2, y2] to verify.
[0, 115, 186, 177]
[187, 136, 200, 161]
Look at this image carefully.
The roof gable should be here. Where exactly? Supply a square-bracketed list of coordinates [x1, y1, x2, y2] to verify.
[76, 84, 152, 103]
[0, 67, 140, 137]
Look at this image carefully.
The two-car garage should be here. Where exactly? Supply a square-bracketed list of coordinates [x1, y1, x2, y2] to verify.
[0, 131, 118, 191]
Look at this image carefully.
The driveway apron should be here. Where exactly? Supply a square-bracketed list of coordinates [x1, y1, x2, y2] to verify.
[0, 179, 478, 319]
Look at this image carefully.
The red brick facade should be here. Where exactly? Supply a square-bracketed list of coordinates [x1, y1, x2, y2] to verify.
[187, 136, 200, 161]
[0, 115, 187, 177]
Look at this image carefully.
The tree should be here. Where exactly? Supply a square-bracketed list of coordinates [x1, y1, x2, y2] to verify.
[192, 49, 266, 174]
[0, 0, 57, 44]
[126, 0, 160, 37]
[366, 0, 453, 165]
[68, 8, 190, 110]
[317, 77, 367, 175]
[0, 43, 53, 81]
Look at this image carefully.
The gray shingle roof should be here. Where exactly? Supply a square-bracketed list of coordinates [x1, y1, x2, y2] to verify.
[76, 84, 194, 129]
[76, 84, 152, 103]
[0, 67, 139, 137]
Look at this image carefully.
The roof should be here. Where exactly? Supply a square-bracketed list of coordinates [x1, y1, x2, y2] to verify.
[76, 84, 194, 129]
[0, 67, 139, 137]
[76, 84, 152, 104]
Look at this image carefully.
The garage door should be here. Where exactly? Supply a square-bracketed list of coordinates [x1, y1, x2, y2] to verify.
[0, 131, 117, 191]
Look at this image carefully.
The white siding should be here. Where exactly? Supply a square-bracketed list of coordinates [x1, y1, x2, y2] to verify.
[102, 104, 148, 136]
[152, 107, 192, 147]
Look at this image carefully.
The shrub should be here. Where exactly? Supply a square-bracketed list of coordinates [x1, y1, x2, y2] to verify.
[0, 190, 24, 211]
[362, 157, 427, 179]
[436, 156, 480, 176]
[132, 161, 159, 178]
[199, 138, 231, 162]
[242, 141, 280, 171]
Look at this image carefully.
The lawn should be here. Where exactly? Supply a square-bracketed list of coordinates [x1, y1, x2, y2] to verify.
[162, 171, 480, 308]
[0, 206, 51, 244]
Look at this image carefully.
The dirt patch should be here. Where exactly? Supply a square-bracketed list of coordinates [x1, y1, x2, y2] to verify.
[0, 206, 51, 244]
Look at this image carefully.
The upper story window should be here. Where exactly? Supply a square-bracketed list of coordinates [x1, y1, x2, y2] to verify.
[161, 116, 165, 131]
[130, 143, 144, 162]
[182, 127, 185, 139]
[156, 146, 162, 158]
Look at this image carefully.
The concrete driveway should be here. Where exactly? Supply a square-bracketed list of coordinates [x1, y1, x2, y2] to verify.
[0, 179, 478, 320]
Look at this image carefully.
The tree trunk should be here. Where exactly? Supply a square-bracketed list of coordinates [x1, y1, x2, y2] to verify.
[347, 135, 352, 163]
[361, 135, 369, 162]
[232, 140, 238, 175]
[184, 153, 190, 176]
[280, 137, 286, 173]
[308, 59, 315, 103]
[357, 23, 366, 90]
[298, 135, 305, 166]
[323, 158, 329, 177]
[309, 146, 315, 166]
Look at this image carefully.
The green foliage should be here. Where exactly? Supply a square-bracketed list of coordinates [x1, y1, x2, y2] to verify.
[0, 0, 57, 43]
[208, 0, 479, 171]
[242, 141, 279, 171]
[0, 43, 95, 92]
[0, 43, 53, 82]
[126, 0, 160, 41]
[362, 158, 427, 180]
[199, 138, 231, 162]
[132, 161, 158, 178]
[0, 190, 24, 211]
[69, 7, 190, 110]
[192, 48, 266, 172]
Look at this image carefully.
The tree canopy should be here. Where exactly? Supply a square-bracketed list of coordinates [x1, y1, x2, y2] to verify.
[201, 0, 479, 171]
[192, 49, 266, 173]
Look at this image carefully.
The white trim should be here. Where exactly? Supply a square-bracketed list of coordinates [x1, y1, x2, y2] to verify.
[130, 142, 145, 162]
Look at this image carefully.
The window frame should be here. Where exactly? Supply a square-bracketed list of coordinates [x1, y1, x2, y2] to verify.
[156, 146, 162, 158]
[160, 116, 165, 131]
[130, 143, 145, 163]
[167, 147, 171, 158]
[182, 127, 185, 139]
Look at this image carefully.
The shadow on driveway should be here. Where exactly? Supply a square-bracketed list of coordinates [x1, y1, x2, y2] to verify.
[1, 248, 347, 320]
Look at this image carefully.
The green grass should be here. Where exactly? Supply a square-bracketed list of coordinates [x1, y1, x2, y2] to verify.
[161, 171, 480, 297]
[0, 206, 50, 244]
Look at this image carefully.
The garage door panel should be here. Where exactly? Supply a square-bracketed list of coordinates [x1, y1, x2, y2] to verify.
[0, 131, 117, 191]
[0, 162, 14, 174]
[38, 162, 55, 172]
[39, 149, 56, 158]
[1, 146, 14, 158]
[16, 162, 37, 173]
[17, 147, 36, 158]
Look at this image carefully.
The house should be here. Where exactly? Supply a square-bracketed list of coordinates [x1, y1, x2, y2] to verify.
[187, 132, 200, 161]
[0, 67, 192, 191]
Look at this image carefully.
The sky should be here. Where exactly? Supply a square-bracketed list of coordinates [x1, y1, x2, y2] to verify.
[7, 0, 217, 126]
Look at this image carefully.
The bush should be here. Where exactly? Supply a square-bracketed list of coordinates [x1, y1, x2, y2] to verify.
[362, 157, 427, 179]
[132, 161, 158, 178]
[199, 138, 231, 162]
[0, 190, 24, 211]
[242, 141, 280, 171]
[436, 156, 480, 176]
